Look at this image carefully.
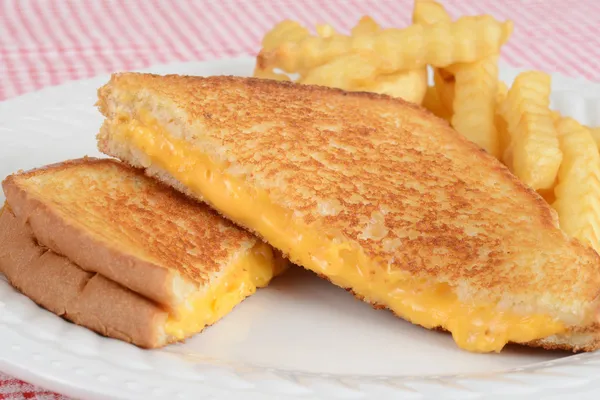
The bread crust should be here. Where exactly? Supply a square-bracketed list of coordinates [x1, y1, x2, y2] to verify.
[3, 174, 179, 308]
[0, 206, 168, 348]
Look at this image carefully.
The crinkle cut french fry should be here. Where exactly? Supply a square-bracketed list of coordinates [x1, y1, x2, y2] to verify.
[261, 20, 310, 51]
[422, 85, 452, 121]
[252, 64, 292, 81]
[260, 34, 350, 74]
[350, 16, 383, 54]
[260, 16, 513, 74]
[590, 127, 600, 150]
[451, 55, 500, 157]
[413, 0, 451, 25]
[369, 16, 512, 73]
[495, 81, 510, 160]
[499, 71, 562, 190]
[255, 20, 310, 79]
[551, 110, 562, 123]
[352, 16, 381, 36]
[552, 110, 600, 150]
[316, 24, 337, 38]
[356, 68, 428, 104]
[298, 53, 378, 89]
[413, 0, 454, 116]
[374, 16, 511, 73]
[537, 188, 556, 205]
[553, 117, 600, 252]
[433, 68, 455, 114]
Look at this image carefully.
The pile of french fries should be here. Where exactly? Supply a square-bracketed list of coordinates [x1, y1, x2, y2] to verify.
[254, 0, 600, 253]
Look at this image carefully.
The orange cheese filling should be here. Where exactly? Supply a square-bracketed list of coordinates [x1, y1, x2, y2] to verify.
[111, 113, 565, 352]
[165, 242, 277, 340]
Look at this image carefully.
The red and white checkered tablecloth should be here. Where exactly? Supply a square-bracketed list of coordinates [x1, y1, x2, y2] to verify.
[0, 0, 599, 398]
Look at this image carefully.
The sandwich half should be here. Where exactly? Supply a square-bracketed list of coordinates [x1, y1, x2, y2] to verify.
[0, 158, 285, 348]
[97, 73, 600, 353]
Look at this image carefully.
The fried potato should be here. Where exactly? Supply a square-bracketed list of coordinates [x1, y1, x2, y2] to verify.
[413, 0, 451, 25]
[496, 83, 508, 110]
[412, 0, 455, 115]
[316, 23, 338, 38]
[551, 110, 562, 123]
[499, 71, 562, 190]
[255, 20, 310, 79]
[261, 20, 309, 51]
[495, 81, 510, 159]
[256, 34, 340, 75]
[253, 64, 292, 81]
[433, 68, 455, 114]
[450, 55, 500, 157]
[298, 52, 378, 89]
[552, 110, 600, 151]
[373, 16, 513, 73]
[256, 16, 428, 103]
[259, 16, 513, 74]
[350, 16, 384, 56]
[590, 127, 600, 150]
[538, 188, 556, 205]
[422, 85, 452, 121]
[351, 16, 381, 36]
[552, 117, 600, 252]
[356, 68, 428, 104]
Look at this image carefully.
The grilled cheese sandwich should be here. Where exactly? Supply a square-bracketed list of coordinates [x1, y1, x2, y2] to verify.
[97, 73, 600, 353]
[109, 112, 563, 352]
[0, 158, 284, 348]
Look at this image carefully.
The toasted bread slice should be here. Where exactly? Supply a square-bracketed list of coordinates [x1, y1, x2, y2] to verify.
[97, 73, 600, 353]
[0, 158, 284, 348]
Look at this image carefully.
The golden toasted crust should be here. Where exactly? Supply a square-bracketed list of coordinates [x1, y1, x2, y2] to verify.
[0, 206, 169, 348]
[98, 73, 600, 349]
[2, 158, 258, 307]
[527, 325, 600, 352]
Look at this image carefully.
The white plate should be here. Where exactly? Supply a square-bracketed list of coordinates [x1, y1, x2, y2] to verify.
[1, 57, 600, 400]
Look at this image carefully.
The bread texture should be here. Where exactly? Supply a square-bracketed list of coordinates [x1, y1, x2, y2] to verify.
[0, 158, 276, 347]
[0, 206, 168, 347]
[97, 73, 600, 351]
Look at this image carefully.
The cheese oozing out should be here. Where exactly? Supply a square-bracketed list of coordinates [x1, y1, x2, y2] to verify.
[110, 111, 565, 352]
[165, 241, 278, 339]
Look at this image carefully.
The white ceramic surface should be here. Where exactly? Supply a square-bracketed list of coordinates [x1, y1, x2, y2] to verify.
[1, 57, 600, 400]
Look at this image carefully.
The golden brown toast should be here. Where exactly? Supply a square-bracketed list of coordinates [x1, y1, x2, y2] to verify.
[97, 73, 600, 353]
[0, 158, 284, 348]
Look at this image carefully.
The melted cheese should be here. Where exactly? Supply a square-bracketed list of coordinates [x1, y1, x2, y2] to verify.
[165, 242, 277, 339]
[113, 114, 565, 352]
